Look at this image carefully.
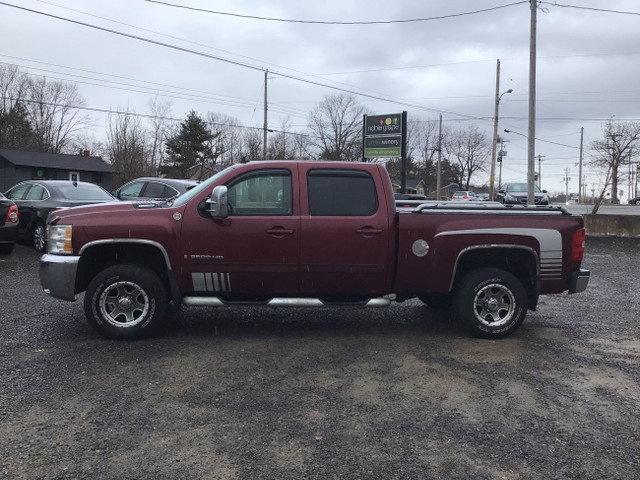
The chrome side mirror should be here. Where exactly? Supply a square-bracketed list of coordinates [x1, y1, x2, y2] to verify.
[205, 185, 228, 218]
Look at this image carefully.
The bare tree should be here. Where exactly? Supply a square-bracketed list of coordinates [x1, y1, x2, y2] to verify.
[406, 118, 445, 196]
[589, 120, 640, 210]
[26, 76, 93, 154]
[267, 117, 301, 160]
[106, 111, 149, 188]
[242, 128, 263, 162]
[205, 112, 243, 169]
[0, 65, 33, 150]
[444, 124, 490, 190]
[70, 133, 105, 159]
[146, 95, 173, 176]
[308, 94, 367, 161]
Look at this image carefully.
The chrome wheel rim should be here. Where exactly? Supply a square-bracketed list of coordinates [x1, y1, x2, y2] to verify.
[473, 283, 516, 328]
[99, 280, 150, 328]
[33, 225, 46, 251]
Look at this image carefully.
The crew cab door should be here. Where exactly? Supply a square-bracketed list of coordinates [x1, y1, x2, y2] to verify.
[182, 167, 300, 298]
[299, 165, 392, 297]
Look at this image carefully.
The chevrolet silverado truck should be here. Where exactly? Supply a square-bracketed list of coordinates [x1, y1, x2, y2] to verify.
[40, 161, 590, 340]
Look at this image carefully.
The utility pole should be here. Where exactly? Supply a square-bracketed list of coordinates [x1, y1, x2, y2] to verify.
[563, 168, 571, 203]
[490, 59, 500, 201]
[629, 150, 632, 203]
[436, 114, 442, 201]
[537, 154, 545, 188]
[527, 0, 538, 205]
[498, 138, 508, 190]
[578, 127, 584, 203]
[263, 69, 268, 160]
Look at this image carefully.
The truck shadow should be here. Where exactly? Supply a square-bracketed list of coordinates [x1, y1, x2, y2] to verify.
[160, 304, 462, 340]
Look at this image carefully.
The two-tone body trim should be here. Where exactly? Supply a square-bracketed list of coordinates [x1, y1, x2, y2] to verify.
[191, 272, 232, 293]
[446, 244, 539, 291]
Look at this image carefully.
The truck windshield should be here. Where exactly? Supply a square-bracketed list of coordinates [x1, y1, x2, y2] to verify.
[170, 166, 235, 207]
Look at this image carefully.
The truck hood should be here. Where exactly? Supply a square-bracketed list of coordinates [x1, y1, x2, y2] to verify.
[49, 200, 167, 222]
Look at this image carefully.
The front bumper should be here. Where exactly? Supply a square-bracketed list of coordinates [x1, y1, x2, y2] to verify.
[40, 254, 80, 301]
[569, 269, 590, 294]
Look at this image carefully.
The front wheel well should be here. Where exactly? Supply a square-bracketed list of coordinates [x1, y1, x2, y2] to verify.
[452, 247, 539, 310]
[76, 243, 171, 297]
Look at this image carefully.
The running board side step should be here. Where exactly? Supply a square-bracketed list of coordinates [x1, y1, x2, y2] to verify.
[182, 297, 391, 308]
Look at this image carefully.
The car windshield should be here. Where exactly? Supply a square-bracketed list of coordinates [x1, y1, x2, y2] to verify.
[507, 183, 541, 193]
[170, 166, 235, 207]
[58, 184, 114, 200]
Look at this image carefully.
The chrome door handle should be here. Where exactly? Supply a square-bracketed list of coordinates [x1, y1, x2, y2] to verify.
[356, 227, 383, 235]
[267, 227, 294, 236]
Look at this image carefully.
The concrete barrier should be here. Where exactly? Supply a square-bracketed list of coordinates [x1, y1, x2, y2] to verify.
[583, 214, 640, 238]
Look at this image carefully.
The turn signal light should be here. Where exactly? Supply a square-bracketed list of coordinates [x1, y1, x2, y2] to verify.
[48, 225, 73, 254]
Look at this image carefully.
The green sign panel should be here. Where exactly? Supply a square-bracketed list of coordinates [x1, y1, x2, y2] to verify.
[364, 136, 402, 158]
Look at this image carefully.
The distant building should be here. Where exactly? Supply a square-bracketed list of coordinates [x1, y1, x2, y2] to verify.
[391, 178, 426, 195]
[0, 148, 116, 192]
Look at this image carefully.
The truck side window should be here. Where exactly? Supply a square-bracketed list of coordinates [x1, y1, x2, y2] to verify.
[308, 169, 378, 216]
[227, 169, 292, 216]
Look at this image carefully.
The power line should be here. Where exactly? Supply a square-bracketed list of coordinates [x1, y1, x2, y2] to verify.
[3, 96, 317, 139]
[145, 0, 529, 25]
[542, 2, 640, 17]
[0, 1, 485, 123]
[0, 60, 309, 119]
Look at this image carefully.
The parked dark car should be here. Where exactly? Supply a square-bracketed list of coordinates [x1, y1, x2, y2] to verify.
[4, 180, 115, 252]
[0, 192, 19, 255]
[113, 177, 200, 201]
[628, 196, 640, 205]
[496, 182, 550, 205]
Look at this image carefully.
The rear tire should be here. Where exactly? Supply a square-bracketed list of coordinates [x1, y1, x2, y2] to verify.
[84, 264, 167, 340]
[453, 268, 527, 339]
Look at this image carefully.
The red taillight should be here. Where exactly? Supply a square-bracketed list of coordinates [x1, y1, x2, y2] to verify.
[6, 205, 18, 223]
[571, 228, 586, 262]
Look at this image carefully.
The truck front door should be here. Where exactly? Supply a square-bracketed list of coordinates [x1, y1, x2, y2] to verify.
[183, 167, 300, 299]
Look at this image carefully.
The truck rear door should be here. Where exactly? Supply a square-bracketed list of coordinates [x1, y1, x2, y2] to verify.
[298, 165, 392, 297]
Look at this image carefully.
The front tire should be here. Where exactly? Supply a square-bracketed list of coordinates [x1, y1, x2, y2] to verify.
[32, 222, 47, 253]
[453, 268, 527, 339]
[84, 264, 167, 340]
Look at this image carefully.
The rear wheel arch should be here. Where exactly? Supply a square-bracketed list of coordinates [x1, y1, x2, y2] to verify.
[451, 246, 539, 310]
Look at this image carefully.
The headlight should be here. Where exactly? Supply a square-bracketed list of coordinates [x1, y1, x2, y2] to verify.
[48, 225, 73, 254]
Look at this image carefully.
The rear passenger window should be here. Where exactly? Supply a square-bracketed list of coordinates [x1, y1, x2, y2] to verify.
[144, 182, 168, 198]
[308, 169, 378, 216]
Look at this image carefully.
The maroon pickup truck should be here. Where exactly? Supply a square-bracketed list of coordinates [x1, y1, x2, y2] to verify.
[40, 161, 589, 340]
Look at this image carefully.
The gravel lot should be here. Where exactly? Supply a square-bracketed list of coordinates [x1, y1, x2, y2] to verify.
[1, 237, 638, 479]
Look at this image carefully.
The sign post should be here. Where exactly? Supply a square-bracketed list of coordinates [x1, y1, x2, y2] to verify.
[362, 112, 407, 192]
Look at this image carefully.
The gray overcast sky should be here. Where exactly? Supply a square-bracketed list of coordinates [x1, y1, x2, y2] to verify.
[1, 0, 639, 197]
